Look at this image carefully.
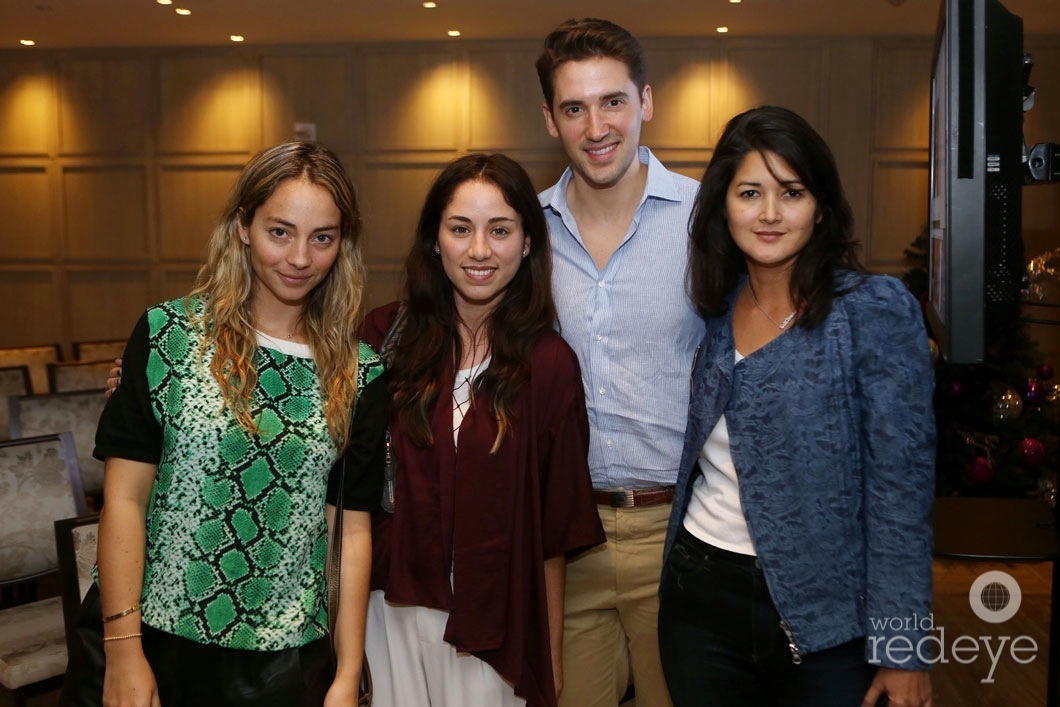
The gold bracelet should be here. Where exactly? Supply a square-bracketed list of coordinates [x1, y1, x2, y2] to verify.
[101, 603, 141, 624]
[103, 632, 143, 642]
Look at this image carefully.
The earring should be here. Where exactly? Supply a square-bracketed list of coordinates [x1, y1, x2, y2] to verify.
[523, 247, 530, 257]
[434, 243, 440, 254]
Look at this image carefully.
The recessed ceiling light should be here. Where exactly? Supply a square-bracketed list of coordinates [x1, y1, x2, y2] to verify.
[175, 7, 191, 15]
[230, 35, 244, 42]
[447, 30, 461, 37]
[730, 0, 741, 3]
[716, 26, 729, 33]
[20, 39, 36, 46]
[423, 2, 437, 7]
[157, 0, 173, 4]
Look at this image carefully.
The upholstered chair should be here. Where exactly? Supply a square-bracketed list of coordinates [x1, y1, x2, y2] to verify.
[0, 432, 87, 706]
[9, 390, 107, 498]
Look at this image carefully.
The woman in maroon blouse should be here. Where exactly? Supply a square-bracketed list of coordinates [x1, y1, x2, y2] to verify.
[359, 153, 604, 707]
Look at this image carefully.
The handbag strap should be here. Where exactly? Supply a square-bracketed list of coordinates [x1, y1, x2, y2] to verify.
[327, 456, 345, 644]
[379, 302, 407, 365]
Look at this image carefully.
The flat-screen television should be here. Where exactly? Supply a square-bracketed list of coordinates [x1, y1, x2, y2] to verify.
[928, 0, 1026, 364]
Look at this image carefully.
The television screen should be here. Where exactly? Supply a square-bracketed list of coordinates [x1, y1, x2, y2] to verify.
[928, 0, 1026, 364]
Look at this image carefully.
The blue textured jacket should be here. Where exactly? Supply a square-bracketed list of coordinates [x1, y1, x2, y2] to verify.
[663, 272, 936, 670]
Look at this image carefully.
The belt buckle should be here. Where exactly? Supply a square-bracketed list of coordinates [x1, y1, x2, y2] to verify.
[611, 489, 635, 508]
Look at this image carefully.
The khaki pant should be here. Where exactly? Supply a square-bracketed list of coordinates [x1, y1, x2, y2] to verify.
[559, 503, 674, 707]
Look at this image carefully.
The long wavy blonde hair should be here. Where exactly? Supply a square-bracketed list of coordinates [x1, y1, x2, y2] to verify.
[187, 141, 366, 450]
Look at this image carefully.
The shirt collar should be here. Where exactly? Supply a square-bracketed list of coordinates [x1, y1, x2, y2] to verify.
[541, 146, 685, 215]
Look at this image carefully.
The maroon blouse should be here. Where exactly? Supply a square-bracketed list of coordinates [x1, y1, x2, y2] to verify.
[360, 302, 604, 707]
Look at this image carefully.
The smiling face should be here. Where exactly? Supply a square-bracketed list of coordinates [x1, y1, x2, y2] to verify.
[437, 179, 530, 323]
[239, 177, 342, 317]
[725, 150, 820, 273]
[542, 56, 653, 190]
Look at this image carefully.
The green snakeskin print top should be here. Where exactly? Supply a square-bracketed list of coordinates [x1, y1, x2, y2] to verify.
[95, 298, 383, 650]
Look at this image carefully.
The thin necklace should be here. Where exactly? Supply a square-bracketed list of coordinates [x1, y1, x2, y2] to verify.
[747, 280, 797, 330]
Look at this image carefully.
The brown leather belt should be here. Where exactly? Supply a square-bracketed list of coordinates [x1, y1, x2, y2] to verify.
[593, 486, 675, 508]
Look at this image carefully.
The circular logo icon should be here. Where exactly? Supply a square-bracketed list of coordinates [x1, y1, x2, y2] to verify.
[968, 570, 1022, 623]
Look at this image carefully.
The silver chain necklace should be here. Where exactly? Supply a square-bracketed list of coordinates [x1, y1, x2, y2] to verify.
[747, 280, 798, 330]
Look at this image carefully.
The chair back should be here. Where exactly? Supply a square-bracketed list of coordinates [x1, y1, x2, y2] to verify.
[0, 432, 86, 586]
[8, 390, 107, 495]
[47, 360, 115, 393]
[0, 344, 61, 395]
[73, 339, 126, 362]
[0, 366, 31, 442]
[54, 513, 100, 654]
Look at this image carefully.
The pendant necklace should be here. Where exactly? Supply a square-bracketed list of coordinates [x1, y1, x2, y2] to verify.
[747, 280, 798, 330]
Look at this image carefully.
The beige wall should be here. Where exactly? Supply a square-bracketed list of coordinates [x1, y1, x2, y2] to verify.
[0, 36, 1058, 356]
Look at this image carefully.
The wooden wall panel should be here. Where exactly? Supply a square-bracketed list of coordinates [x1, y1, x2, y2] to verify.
[363, 51, 461, 151]
[58, 58, 152, 155]
[0, 61, 53, 155]
[160, 268, 199, 301]
[0, 270, 62, 348]
[62, 166, 149, 260]
[869, 158, 930, 268]
[158, 54, 258, 154]
[641, 47, 720, 149]
[718, 45, 825, 130]
[157, 164, 242, 259]
[0, 166, 54, 258]
[826, 40, 875, 267]
[360, 163, 442, 262]
[68, 270, 152, 341]
[468, 48, 553, 151]
[0, 35, 1058, 350]
[261, 53, 354, 150]
[520, 159, 568, 195]
[874, 42, 932, 150]
[364, 266, 405, 312]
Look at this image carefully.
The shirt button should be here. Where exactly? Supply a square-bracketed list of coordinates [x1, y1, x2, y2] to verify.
[606, 439, 613, 448]
[595, 334, 603, 342]
[597, 280, 605, 288]
[599, 388, 606, 395]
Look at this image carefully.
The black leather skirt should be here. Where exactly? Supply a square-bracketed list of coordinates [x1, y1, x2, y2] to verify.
[60, 584, 332, 707]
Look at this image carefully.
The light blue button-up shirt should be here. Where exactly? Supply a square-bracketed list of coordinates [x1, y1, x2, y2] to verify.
[540, 146, 705, 489]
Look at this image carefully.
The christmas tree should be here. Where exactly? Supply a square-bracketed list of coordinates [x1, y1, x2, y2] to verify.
[902, 230, 1058, 498]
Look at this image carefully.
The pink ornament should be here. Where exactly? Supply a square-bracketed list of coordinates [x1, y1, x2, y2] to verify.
[1023, 378, 1043, 405]
[1019, 438, 1047, 466]
[966, 456, 996, 484]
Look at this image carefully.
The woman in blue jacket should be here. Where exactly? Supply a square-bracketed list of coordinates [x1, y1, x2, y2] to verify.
[658, 106, 935, 707]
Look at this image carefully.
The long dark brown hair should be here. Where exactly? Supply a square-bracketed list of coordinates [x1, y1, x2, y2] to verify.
[387, 153, 556, 452]
[687, 105, 863, 328]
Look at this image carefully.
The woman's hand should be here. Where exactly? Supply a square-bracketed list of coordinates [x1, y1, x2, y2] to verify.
[105, 358, 123, 399]
[323, 675, 360, 707]
[102, 641, 161, 707]
[862, 667, 931, 707]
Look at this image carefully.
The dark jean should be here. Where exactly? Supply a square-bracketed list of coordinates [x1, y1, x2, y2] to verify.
[658, 527, 880, 707]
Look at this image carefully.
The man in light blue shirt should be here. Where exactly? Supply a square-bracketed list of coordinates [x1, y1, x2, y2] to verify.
[536, 18, 704, 707]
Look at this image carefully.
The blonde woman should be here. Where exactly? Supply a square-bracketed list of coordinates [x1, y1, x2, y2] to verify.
[63, 142, 385, 707]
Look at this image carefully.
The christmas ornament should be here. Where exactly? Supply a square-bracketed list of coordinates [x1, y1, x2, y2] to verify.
[928, 338, 939, 363]
[1023, 378, 1043, 406]
[991, 386, 1023, 420]
[1026, 248, 1060, 304]
[966, 455, 996, 484]
[1038, 363, 1054, 380]
[1019, 437, 1047, 466]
